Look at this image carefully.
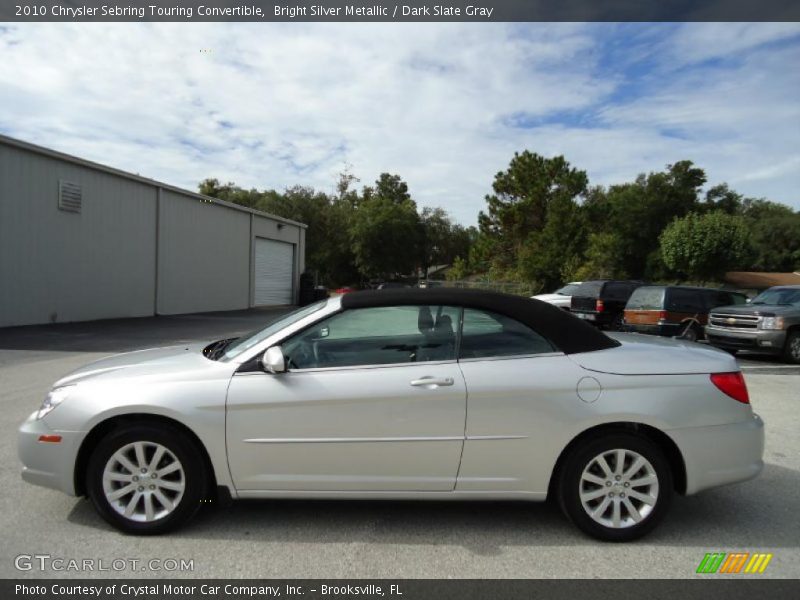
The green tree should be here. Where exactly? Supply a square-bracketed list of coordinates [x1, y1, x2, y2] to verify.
[372, 173, 411, 204]
[418, 207, 475, 278]
[660, 212, 753, 281]
[446, 256, 469, 281]
[572, 232, 628, 281]
[741, 200, 800, 271]
[198, 177, 282, 209]
[517, 194, 588, 289]
[585, 161, 707, 278]
[703, 183, 743, 215]
[476, 151, 588, 278]
[350, 195, 421, 279]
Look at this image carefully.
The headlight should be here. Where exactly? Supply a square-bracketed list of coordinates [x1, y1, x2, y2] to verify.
[760, 316, 785, 330]
[37, 386, 74, 420]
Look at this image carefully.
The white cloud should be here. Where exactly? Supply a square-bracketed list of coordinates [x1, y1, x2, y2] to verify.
[666, 22, 800, 66]
[0, 22, 798, 226]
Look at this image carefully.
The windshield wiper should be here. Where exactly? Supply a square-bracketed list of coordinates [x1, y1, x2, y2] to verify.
[203, 337, 238, 360]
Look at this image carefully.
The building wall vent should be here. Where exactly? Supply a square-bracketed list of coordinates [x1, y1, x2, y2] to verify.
[58, 180, 82, 213]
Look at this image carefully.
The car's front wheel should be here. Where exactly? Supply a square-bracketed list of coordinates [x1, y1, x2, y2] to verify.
[783, 330, 800, 364]
[558, 433, 672, 542]
[86, 423, 208, 534]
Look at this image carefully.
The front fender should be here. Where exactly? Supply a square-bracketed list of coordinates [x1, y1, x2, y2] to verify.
[41, 376, 235, 496]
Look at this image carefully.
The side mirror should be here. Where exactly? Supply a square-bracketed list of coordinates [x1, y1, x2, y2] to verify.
[261, 346, 286, 374]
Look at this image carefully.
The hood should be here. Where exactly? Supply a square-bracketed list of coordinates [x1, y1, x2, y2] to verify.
[711, 303, 797, 316]
[569, 333, 737, 375]
[54, 342, 218, 387]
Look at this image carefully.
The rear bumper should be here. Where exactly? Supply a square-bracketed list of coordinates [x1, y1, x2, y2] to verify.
[705, 326, 785, 354]
[18, 411, 83, 496]
[669, 414, 765, 495]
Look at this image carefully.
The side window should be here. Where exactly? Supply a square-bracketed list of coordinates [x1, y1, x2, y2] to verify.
[459, 309, 555, 359]
[667, 289, 702, 312]
[604, 283, 629, 300]
[707, 291, 734, 309]
[282, 305, 459, 369]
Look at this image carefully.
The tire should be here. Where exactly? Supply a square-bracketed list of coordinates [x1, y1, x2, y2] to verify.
[681, 323, 701, 342]
[86, 423, 208, 534]
[609, 313, 624, 332]
[783, 330, 800, 365]
[558, 433, 673, 542]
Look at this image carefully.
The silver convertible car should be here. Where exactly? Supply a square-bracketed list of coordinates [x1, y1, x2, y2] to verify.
[19, 289, 764, 541]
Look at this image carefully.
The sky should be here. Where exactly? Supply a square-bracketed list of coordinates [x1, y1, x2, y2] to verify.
[1, 22, 798, 225]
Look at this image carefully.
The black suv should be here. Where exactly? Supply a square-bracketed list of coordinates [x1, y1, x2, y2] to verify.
[570, 280, 645, 330]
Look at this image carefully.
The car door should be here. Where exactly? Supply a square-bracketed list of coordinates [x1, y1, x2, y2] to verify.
[225, 304, 467, 492]
[454, 308, 588, 495]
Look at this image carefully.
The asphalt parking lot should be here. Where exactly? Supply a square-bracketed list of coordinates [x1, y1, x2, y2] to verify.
[0, 310, 798, 579]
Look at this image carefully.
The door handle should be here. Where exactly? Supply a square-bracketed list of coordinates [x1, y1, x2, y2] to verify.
[410, 376, 454, 388]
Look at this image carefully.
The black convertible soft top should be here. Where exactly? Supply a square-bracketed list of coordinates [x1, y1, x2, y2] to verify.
[341, 287, 620, 355]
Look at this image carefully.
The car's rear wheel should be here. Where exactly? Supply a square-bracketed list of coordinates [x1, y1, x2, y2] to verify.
[783, 330, 800, 364]
[558, 433, 672, 542]
[86, 424, 207, 534]
[681, 323, 701, 342]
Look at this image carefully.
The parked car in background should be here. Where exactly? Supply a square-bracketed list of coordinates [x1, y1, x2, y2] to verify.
[418, 280, 444, 289]
[570, 280, 645, 330]
[624, 286, 748, 342]
[377, 281, 410, 290]
[706, 285, 800, 363]
[532, 282, 582, 310]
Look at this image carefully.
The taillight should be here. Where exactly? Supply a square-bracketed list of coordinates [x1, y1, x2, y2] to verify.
[710, 372, 750, 404]
[596, 299, 605, 312]
[658, 310, 667, 320]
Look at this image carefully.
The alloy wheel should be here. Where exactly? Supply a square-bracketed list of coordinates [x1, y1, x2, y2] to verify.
[579, 448, 659, 529]
[102, 441, 185, 523]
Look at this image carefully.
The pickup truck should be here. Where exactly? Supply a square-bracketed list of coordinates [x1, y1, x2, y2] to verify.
[705, 285, 800, 364]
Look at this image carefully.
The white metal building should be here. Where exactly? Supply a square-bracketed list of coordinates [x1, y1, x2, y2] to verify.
[0, 134, 306, 328]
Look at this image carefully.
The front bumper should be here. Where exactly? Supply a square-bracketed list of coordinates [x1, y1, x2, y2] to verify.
[669, 414, 765, 495]
[705, 326, 786, 354]
[18, 411, 85, 496]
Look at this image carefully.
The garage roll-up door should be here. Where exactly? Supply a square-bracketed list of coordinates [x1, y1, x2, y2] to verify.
[254, 238, 295, 305]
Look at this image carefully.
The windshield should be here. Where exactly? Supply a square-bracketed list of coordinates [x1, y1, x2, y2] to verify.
[218, 300, 328, 361]
[572, 281, 604, 298]
[750, 287, 800, 307]
[554, 283, 582, 296]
